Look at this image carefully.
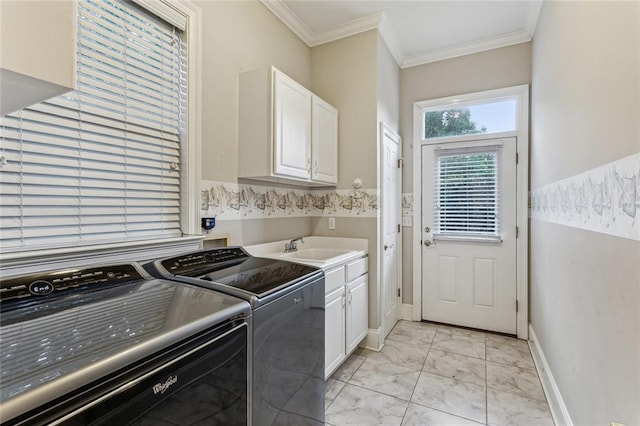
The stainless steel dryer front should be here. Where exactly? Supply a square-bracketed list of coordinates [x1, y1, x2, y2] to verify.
[0, 263, 251, 425]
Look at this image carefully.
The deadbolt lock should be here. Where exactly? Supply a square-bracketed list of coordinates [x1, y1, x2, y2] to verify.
[424, 226, 431, 233]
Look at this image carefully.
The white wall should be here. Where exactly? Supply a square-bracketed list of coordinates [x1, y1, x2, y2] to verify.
[530, 2, 640, 424]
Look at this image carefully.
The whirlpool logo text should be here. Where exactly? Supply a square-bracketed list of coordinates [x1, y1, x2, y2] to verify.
[152, 375, 178, 395]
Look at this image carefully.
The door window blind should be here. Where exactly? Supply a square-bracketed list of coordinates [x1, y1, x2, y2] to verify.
[0, 0, 187, 252]
[433, 146, 501, 240]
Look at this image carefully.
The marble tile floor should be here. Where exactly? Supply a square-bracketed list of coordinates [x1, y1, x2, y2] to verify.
[325, 320, 554, 426]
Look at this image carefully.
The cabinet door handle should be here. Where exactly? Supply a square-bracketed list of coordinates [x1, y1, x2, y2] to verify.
[307, 158, 311, 172]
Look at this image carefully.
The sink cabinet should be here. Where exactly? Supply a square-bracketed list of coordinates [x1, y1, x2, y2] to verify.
[238, 66, 338, 186]
[324, 256, 368, 379]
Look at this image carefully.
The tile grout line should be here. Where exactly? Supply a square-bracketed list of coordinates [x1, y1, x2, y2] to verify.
[411, 325, 486, 425]
[399, 324, 437, 425]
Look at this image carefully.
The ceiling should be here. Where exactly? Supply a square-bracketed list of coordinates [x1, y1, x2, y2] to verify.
[260, 0, 543, 68]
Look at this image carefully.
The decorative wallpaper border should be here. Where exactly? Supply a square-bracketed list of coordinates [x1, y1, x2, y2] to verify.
[530, 153, 640, 241]
[201, 180, 379, 220]
[402, 193, 413, 216]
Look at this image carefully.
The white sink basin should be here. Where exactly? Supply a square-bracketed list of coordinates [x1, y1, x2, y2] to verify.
[281, 248, 353, 262]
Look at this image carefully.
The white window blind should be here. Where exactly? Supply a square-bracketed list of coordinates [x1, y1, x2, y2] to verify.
[433, 147, 501, 241]
[0, 0, 187, 252]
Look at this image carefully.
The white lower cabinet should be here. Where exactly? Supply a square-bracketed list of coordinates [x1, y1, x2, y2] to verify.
[346, 274, 368, 353]
[325, 287, 346, 376]
[324, 256, 368, 379]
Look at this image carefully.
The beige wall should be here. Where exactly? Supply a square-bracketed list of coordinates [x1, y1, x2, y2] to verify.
[530, 2, 640, 424]
[0, 0, 75, 88]
[196, 0, 311, 183]
[195, 1, 312, 245]
[311, 30, 378, 190]
[399, 43, 532, 303]
[377, 34, 400, 133]
[310, 30, 381, 330]
[213, 217, 313, 247]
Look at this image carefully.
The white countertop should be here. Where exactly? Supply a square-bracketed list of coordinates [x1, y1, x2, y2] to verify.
[245, 236, 368, 270]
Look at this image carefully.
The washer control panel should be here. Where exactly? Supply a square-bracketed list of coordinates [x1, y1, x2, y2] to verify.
[162, 247, 249, 274]
[0, 264, 143, 302]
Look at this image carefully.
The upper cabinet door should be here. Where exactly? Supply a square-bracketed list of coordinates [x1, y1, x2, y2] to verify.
[312, 96, 338, 184]
[273, 70, 312, 180]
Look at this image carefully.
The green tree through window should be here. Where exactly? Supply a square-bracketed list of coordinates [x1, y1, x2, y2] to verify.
[424, 108, 487, 139]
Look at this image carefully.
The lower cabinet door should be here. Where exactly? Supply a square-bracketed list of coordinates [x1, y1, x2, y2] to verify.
[325, 286, 346, 379]
[346, 274, 368, 353]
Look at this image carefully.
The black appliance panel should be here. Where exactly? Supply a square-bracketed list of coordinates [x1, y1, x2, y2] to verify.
[160, 248, 319, 297]
[9, 321, 248, 426]
[0, 264, 251, 424]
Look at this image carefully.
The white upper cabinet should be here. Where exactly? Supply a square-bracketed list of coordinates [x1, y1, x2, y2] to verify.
[0, 1, 75, 115]
[238, 66, 338, 187]
[311, 96, 338, 184]
[273, 71, 313, 180]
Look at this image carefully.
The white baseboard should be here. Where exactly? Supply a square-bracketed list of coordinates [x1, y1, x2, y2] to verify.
[528, 324, 573, 426]
[401, 304, 414, 320]
[361, 327, 384, 352]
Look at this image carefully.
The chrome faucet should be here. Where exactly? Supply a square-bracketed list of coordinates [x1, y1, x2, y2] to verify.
[284, 237, 304, 252]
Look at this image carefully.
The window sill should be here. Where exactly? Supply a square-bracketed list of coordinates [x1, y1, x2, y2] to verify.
[1, 235, 204, 278]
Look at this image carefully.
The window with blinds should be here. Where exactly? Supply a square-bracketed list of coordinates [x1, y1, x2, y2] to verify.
[433, 147, 502, 241]
[0, 0, 187, 252]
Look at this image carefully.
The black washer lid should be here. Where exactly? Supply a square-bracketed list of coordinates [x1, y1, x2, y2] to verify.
[159, 248, 320, 297]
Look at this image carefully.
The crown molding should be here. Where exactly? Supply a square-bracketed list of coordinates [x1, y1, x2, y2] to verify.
[378, 13, 404, 67]
[401, 30, 532, 69]
[261, 0, 544, 70]
[260, 0, 315, 45]
[310, 11, 382, 46]
[525, 0, 544, 38]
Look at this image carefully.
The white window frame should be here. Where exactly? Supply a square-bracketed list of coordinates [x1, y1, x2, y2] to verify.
[0, 0, 203, 276]
[411, 84, 530, 339]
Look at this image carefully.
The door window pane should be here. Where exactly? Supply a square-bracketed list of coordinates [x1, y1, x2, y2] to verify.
[434, 147, 501, 240]
[424, 98, 516, 139]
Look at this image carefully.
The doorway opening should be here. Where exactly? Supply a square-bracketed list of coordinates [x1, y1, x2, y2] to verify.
[412, 85, 529, 338]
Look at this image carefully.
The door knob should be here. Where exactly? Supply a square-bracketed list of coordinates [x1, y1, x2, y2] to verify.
[424, 240, 432, 247]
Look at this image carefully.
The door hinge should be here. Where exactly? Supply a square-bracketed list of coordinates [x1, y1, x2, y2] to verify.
[397, 158, 403, 168]
[516, 300, 519, 312]
[516, 226, 519, 238]
[397, 224, 401, 233]
[516, 152, 519, 164]
[397, 288, 401, 297]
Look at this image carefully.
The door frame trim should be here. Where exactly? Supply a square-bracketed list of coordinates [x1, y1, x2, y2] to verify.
[411, 84, 530, 339]
[379, 122, 402, 339]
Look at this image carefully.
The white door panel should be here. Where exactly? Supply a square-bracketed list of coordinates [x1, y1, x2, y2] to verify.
[421, 138, 517, 334]
[381, 125, 401, 339]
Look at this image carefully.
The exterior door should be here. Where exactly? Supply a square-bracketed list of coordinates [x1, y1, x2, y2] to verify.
[381, 124, 401, 339]
[421, 138, 517, 334]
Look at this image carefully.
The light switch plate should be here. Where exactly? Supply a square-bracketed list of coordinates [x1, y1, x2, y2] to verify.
[328, 217, 336, 230]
